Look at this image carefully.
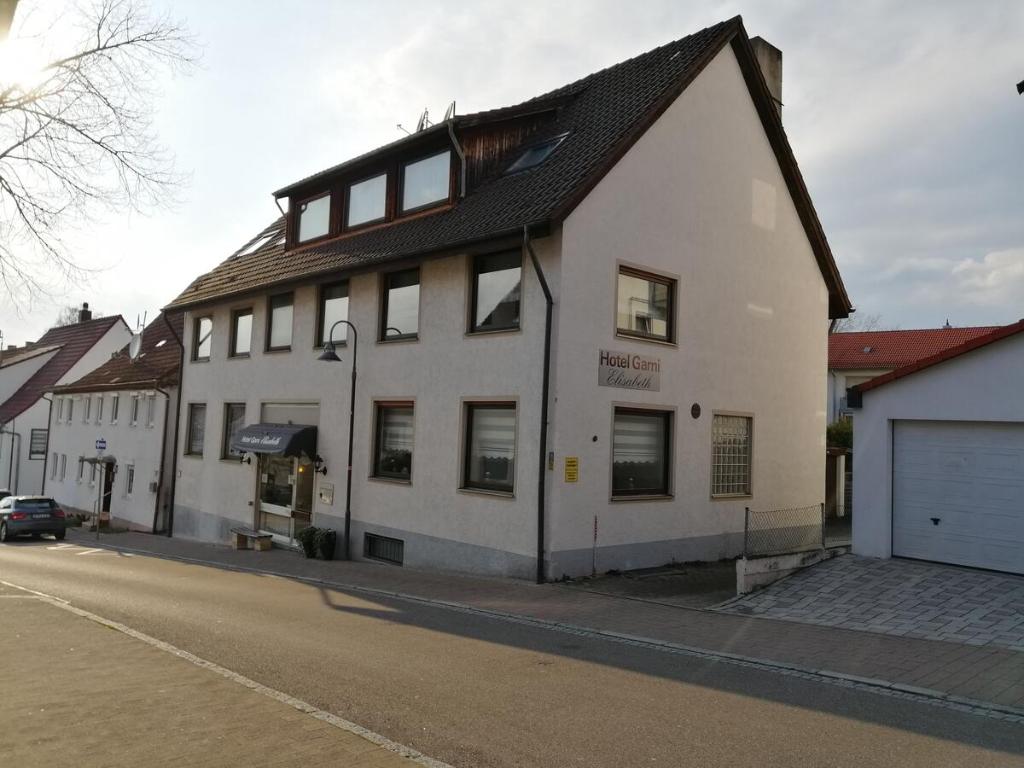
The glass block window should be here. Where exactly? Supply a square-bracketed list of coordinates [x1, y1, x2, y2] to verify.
[711, 415, 752, 497]
[612, 408, 671, 496]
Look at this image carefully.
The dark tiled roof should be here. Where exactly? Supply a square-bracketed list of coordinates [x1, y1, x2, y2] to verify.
[829, 326, 1001, 370]
[0, 316, 127, 424]
[169, 17, 851, 318]
[52, 312, 184, 394]
[855, 320, 1024, 394]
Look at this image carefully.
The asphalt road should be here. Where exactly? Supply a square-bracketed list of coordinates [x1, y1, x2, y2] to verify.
[2, 539, 1023, 767]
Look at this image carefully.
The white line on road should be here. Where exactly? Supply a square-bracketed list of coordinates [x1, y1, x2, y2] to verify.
[0, 579, 453, 768]
[75, 548, 106, 556]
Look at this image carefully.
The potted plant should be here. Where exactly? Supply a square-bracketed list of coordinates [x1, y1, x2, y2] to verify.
[316, 528, 337, 561]
[295, 526, 319, 559]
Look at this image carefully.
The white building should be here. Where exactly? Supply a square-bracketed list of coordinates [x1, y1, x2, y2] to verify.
[851, 321, 1024, 575]
[45, 313, 183, 531]
[0, 306, 130, 495]
[164, 18, 852, 579]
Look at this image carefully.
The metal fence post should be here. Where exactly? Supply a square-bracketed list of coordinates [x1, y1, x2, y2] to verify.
[820, 502, 826, 550]
[743, 506, 750, 559]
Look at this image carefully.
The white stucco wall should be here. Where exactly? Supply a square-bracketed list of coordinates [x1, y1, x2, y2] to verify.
[174, 239, 558, 577]
[827, 367, 888, 423]
[45, 387, 176, 529]
[853, 333, 1024, 559]
[0, 349, 58, 405]
[547, 45, 829, 576]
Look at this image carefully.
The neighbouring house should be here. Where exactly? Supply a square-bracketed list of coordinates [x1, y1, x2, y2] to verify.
[45, 312, 183, 532]
[849, 320, 1024, 575]
[0, 306, 131, 495]
[827, 325, 1000, 422]
[163, 16, 851, 580]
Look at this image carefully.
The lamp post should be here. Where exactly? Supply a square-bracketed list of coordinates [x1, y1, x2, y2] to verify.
[317, 320, 357, 560]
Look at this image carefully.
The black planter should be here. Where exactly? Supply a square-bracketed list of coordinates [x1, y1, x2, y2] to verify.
[317, 529, 337, 561]
[296, 527, 319, 559]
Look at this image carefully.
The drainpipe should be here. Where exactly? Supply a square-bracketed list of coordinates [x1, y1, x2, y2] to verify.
[41, 395, 53, 494]
[162, 313, 185, 537]
[2, 428, 21, 494]
[152, 386, 172, 534]
[523, 225, 553, 584]
[446, 120, 467, 198]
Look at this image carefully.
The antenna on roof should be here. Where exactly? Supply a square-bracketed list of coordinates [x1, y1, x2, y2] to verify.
[396, 123, 411, 135]
[443, 100, 456, 121]
[943, 318, 952, 329]
[415, 107, 432, 132]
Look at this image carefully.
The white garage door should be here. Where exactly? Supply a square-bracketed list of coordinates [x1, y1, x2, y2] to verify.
[893, 421, 1024, 574]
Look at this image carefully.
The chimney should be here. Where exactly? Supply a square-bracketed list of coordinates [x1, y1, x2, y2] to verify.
[750, 36, 782, 118]
[78, 302, 92, 323]
[6, 344, 17, 352]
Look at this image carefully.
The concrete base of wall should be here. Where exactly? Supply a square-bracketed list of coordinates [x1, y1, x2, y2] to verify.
[736, 548, 846, 595]
[172, 504, 249, 544]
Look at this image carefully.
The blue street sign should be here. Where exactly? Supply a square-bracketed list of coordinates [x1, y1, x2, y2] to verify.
[95, 438, 107, 451]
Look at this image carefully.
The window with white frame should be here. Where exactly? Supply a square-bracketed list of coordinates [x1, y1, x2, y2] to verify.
[56, 398, 64, 422]
[126, 465, 135, 496]
[130, 394, 140, 426]
[90, 462, 97, 486]
[711, 415, 752, 497]
[50, 453, 58, 479]
[111, 394, 120, 424]
[66, 398, 74, 424]
[96, 394, 104, 424]
[77, 457, 85, 482]
[146, 394, 156, 427]
[60, 454, 67, 481]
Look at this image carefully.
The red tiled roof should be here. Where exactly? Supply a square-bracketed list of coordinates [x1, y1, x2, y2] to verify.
[0, 316, 127, 424]
[828, 326, 1001, 370]
[52, 312, 184, 394]
[856, 320, 1024, 394]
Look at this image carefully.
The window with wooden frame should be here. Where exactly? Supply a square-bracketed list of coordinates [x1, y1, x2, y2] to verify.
[463, 403, 516, 494]
[400, 150, 451, 213]
[616, 267, 675, 343]
[230, 308, 253, 357]
[380, 269, 419, 341]
[297, 193, 331, 243]
[317, 281, 349, 347]
[711, 415, 752, 497]
[346, 173, 387, 228]
[192, 316, 213, 361]
[186, 403, 206, 456]
[470, 251, 521, 333]
[373, 403, 414, 481]
[222, 402, 246, 459]
[266, 293, 294, 351]
[612, 408, 671, 497]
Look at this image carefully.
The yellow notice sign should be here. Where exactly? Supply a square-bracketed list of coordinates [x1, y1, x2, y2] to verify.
[564, 456, 579, 483]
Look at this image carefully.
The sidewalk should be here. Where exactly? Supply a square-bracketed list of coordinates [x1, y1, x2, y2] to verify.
[69, 529, 1024, 714]
[0, 582, 435, 768]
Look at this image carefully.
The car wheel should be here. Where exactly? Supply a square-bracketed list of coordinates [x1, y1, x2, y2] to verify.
[54, 530, 66, 541]
[0, 522, 8, 543]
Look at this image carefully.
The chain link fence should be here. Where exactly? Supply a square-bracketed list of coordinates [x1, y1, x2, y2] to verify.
[744, 503, 824, 558]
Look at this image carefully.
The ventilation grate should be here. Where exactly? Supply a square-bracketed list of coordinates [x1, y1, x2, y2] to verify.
[364, 533, 404, 565]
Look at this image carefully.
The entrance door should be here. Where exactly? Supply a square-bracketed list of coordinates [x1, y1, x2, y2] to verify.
[101, 464, 114, 514]
[257, 455, 314, 545]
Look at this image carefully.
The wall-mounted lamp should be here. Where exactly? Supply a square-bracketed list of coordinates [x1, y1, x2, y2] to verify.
[313, 454, 328, 475]
[238, 453, 252, 465]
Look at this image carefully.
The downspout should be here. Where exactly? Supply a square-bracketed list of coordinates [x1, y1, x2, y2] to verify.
[2, 428, 21, 494]
[152, 386, 172, 534]
[446, 120, 467, 198]
[523, 225, 553, 584]
[162, 313, 185, 537]
[41, 395, 53, 494]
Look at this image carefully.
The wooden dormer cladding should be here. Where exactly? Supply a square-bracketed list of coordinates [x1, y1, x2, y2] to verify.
[460, 112, 558, 191]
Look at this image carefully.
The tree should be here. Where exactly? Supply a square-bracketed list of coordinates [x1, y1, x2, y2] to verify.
[0, 0, 195, 306]
[831, 313, 893, 333]
[53, 304, 101, 326]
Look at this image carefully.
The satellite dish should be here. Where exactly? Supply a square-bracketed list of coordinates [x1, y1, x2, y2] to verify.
[128, 333, 143, 362]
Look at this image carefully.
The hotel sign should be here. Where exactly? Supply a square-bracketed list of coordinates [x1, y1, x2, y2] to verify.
[598, 349, 661, 392]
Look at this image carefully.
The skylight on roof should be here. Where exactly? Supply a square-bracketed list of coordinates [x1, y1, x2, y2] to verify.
[235, 232, 275, 258]
[155, 339, 167, 348]
[505, 133, 569, 174]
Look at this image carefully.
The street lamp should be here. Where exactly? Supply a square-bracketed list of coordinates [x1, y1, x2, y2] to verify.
[317, 320, 358, 560]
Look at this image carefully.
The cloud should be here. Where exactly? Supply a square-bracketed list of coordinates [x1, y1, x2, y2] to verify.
[950, 249, 1024, 305]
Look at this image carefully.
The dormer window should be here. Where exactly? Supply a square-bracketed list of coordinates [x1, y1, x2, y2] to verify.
[346, 173, 387, 228]
[297, 193, 330, 242]
[505, 133, 568, 174]
[401, 150, 451, 213]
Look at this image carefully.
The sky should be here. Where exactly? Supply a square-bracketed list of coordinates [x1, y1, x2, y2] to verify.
[2, 0, 1023, 343]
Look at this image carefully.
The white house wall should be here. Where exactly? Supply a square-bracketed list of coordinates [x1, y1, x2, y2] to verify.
[174, 239, 558, 578]
[548, 45, 829, 576]
[853, 333, 1024, 559]
[0, 350, 57, 404]
[46, 387, 177, 530]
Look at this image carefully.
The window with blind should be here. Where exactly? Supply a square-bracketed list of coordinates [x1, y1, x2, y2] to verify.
[711, 414, 752, 497]
[373, 404, 414, 481]
[186, 403, 206, 456]
[612, 408, 671, 496]
[463, 403, 516, 493]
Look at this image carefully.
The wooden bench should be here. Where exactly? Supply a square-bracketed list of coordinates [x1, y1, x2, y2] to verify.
[230, 527, 272, 551]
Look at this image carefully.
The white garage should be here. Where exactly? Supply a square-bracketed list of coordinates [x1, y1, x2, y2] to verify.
[851, 321, 1024, 575]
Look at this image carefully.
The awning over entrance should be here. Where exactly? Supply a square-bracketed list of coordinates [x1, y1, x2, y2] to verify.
[231, 423, 317, 458]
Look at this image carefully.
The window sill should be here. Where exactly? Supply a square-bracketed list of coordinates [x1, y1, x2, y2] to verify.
[368, 475, 412, 486]
[711, 493, 752, 501]
[458, 487, 514, 500]
[227, 353, 251, 360]
[182, 453, 204, 460]
[377, 336, 419, 345]
[614, 331, 677, 349]
[191, 358, 211, 364]
[466, 326, 521, 338]
[610, 493, 674, 503]
[264, 347, 292, 354]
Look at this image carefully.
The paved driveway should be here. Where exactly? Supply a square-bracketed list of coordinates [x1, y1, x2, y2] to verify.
[718, 555, 1024, 652]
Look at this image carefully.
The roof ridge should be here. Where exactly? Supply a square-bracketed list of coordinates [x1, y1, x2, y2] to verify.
[833, 325, 1001, 336]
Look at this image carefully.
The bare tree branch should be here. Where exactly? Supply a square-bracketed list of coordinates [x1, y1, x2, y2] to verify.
[0, 0, 197, 311]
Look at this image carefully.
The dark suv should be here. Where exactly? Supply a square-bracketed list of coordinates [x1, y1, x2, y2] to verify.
[0, 496, 67, 542]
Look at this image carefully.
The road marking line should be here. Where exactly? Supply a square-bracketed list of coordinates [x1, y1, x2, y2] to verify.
[75, 548, 106, 556]
[47, 543, 79, 551]
[1, 578, 452, 768]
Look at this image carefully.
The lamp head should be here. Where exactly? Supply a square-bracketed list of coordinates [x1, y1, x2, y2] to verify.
[317, 341, 341, 362]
